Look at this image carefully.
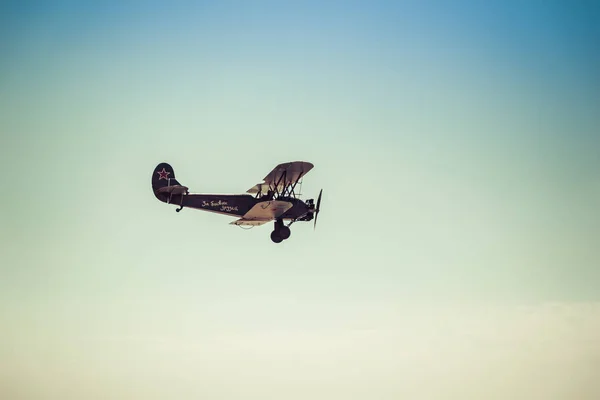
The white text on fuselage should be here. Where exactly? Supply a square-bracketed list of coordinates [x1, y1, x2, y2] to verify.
[202, 200, 238, 212]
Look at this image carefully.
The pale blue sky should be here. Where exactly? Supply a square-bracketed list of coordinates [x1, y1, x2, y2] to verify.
[1, 1, 599, 398]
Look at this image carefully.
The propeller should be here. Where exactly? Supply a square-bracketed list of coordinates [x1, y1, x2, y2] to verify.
[314, 189, 323, 230]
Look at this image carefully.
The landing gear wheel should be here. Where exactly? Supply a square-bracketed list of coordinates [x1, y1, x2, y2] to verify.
[271, 231, 283, 243]
[279, 226, 291, 240]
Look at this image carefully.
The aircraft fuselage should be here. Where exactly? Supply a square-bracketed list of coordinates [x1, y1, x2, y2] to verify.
[158, 193, 312, 221]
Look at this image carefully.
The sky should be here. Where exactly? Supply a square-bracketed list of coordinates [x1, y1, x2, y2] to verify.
[1, 1, 599, 398]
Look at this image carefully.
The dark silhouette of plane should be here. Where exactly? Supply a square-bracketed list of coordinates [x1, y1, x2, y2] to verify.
[152, 161, 322, 243]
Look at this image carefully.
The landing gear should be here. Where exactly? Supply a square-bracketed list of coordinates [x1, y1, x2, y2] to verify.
[271, 219, 291, 243]
[172, 189, 189, 213]
[175, 197, 186, 212]
[279, 226, 291, 240]
[270, 230, 283, 243]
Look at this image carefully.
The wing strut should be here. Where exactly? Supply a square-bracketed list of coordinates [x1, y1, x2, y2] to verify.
[285, 171, 305, 197]
[271, 170, 287, 197]
[270, 170, 307, 198]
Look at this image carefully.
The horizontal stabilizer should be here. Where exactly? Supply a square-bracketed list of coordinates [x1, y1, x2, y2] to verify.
[156, 184, 189, 195]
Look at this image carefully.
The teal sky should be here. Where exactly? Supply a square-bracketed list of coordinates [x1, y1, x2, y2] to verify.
[1, 1, 599, 398]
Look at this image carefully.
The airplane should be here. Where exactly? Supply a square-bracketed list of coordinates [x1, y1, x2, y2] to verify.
[151, 161, 322, 243]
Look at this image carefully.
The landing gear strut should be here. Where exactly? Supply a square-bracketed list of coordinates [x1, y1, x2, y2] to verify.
[271, 219, 291, 243]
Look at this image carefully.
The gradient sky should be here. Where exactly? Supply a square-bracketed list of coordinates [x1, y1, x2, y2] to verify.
[1, 1, 599, 399]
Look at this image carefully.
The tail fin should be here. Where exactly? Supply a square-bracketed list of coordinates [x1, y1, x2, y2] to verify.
[152, 162, 188, 203]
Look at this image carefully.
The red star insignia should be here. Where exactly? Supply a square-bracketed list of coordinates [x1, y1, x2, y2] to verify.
[157, 168, 170, 180]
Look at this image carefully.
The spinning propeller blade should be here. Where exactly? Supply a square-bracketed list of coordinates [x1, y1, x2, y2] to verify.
[314, 189, 323, 230]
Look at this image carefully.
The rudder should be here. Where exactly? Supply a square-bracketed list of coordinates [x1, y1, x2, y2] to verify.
[151, 162, 188, 204]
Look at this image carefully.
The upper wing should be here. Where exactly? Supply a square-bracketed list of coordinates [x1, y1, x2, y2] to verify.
[246, 161, 314, 195]
[230, 200, 293, 226]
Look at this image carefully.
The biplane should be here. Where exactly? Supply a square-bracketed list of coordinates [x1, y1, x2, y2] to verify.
[151, 161, 322, 243]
